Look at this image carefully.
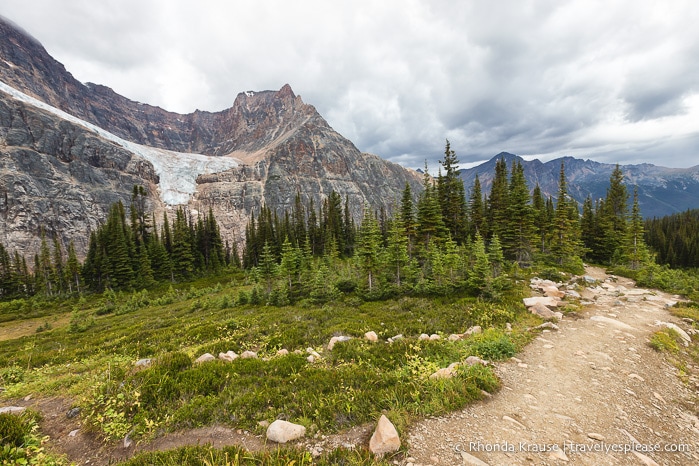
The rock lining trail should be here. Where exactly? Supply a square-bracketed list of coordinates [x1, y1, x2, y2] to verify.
[406, 267, 699, 466]
[7, 267, 699, 465]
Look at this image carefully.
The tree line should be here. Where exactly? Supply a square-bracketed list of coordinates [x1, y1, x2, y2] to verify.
[0, 142, 659, 302]
[644, 209, 699, 268]
[0, 186, 236, 299]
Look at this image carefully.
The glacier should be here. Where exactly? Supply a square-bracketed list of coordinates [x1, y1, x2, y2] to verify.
[0, 81, 240, 205]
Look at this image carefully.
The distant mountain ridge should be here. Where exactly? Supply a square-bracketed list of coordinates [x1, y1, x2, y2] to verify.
[459, 152, 699, 218]
[0, 16, 422, 258]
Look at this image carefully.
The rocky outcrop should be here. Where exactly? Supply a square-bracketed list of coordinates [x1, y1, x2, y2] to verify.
[0, 16, 422, 259]
[0, 93, 160, 256]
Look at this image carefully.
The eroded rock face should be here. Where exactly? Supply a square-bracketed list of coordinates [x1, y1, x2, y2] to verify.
[0, 17, 423, 259]
[0, 95, 160, 257]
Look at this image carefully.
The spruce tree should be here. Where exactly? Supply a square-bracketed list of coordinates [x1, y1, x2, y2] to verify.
[504, 161, 534, 264]
[437, 140, 468, 243]
[468, 174, 485, 238]
[356, 206, 383, 292]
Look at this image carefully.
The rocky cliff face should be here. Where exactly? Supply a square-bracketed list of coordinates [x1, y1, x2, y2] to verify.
[0, 16, 422, 258]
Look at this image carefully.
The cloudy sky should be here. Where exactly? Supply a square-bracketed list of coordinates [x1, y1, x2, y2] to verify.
[3, 0, 699, 170]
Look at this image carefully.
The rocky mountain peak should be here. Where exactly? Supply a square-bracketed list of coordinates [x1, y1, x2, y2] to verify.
[0, 16, 422, 259]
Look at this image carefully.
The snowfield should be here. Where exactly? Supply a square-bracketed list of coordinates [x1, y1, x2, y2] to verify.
[0, 81, 241, 205]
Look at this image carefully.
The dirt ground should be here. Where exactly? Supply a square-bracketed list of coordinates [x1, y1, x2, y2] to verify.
[406, 267, 699, 465]
[6, 266, 699, 465]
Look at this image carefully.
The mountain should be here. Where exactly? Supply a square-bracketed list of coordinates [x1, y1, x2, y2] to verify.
[0, 16, 422, 258]
[459, 152, 699, 218]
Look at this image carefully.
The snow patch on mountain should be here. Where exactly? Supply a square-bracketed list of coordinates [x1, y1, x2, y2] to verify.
[0, 80, 240, 205]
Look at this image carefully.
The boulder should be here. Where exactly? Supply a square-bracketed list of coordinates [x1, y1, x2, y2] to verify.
[218, 351, 238, 362]
[276, 348, 289, 356]
[430, 362, 460, 379]
[195, 353, 215, 364]
[387, 334, 404, 343]
[523, 296, 560, 308]
[448, 333, 463, 341]
[466, 325, 482, 335]
[465, 356, 488, 366]
[364, 331, 378, 342]
[328, 335, 352, 351]
[429, 334, 441, 341]
[240, 351, 258, 359]
[134, 358, 152, 369]
[528, 302, 558, 319]
[658, 322, 691, 346]
[266, 419, 306, 444]
[543, 286, 566, 298]
[0, 406, 25, 415]
[369, 415, 401, 456]
[418, 333, 430, 341]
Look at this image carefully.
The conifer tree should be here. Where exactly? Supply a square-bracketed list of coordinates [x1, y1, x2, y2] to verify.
[356, 206, 383, 291]
[550, 163, 582, 269]
[627, 187, 648, 269]
[385, 219, 409, 286]
[65, 241, 81, 293]
[468, 174, 485, 238]
[485, 157, 509, 240]
[437, 140, 468, 243]
[416, 165, 447, 250]
[600, 164, 629, 264]
[504, 161, 534, 263]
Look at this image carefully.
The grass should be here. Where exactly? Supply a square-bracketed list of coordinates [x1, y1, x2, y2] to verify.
[0, 272, 536, 464]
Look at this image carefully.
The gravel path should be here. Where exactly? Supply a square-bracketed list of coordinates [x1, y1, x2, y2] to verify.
[406, 267, 699, 466]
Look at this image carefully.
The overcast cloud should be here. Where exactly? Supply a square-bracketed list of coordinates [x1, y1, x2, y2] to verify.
[2, 0, 699, 170]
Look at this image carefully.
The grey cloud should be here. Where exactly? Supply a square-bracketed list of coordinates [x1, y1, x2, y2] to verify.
[2, 0, 699, 170]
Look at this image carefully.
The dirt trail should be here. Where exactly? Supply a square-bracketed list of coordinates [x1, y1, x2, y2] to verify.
[407, 267, 699, 465]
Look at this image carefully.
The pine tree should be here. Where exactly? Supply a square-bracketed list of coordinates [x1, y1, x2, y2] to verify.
[400, 183, 417, 257]
[65, 241, 81, 293]
[385, 219, 409, 286]
[485, 157, 509, 240]
[599, 164, 629, 264]
[503, 160, 534, 264]
[355, 206, 383, 292]
[468, 174, 485, 238]
[416, 165, 447, 250]
[627, 187, 649, 269]
[437, 140, 468, 243]
[550, 163, 582, 269]
[171, 207, 195, 280]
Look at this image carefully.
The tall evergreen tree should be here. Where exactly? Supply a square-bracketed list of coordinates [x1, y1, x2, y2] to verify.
[355, 206, 383, 291]
[437, 140, 468, 243]
[468, 174, 485, 238]
[503, 161, 534, 264]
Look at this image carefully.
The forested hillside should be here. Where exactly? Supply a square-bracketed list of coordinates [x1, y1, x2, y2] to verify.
[1, 143, 653, 303]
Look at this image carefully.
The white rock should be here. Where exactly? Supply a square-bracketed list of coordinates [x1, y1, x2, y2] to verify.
[195, 353, 215, 364]
[549, 447, 569, 462]
[266, 420, 306, 443]
[429, 334, 441, 340]
[566, 290, 582, 299]
[523, 296, 560, 308]
[0, 406, 25, 415]
[448, 333, 463, 341]
[364, 331, 378, 342]
[529, 302, 558, 319]
[590, 315, 635, 331]
[465, 356, 488, 366]
[276, 349, 289, 356]
[418, 333, 430, 341]
[328, 335, 352, 351]
[134, 358, 152, 368]
[467, 325, 483, 335]
[587, 432, 605, 441]
[369, 415, 400, 456]
[657, 321, 691, 346]
[240, 351, 257, 359]
[307, 355, 316, 363]
[218, 351, 238, 362]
